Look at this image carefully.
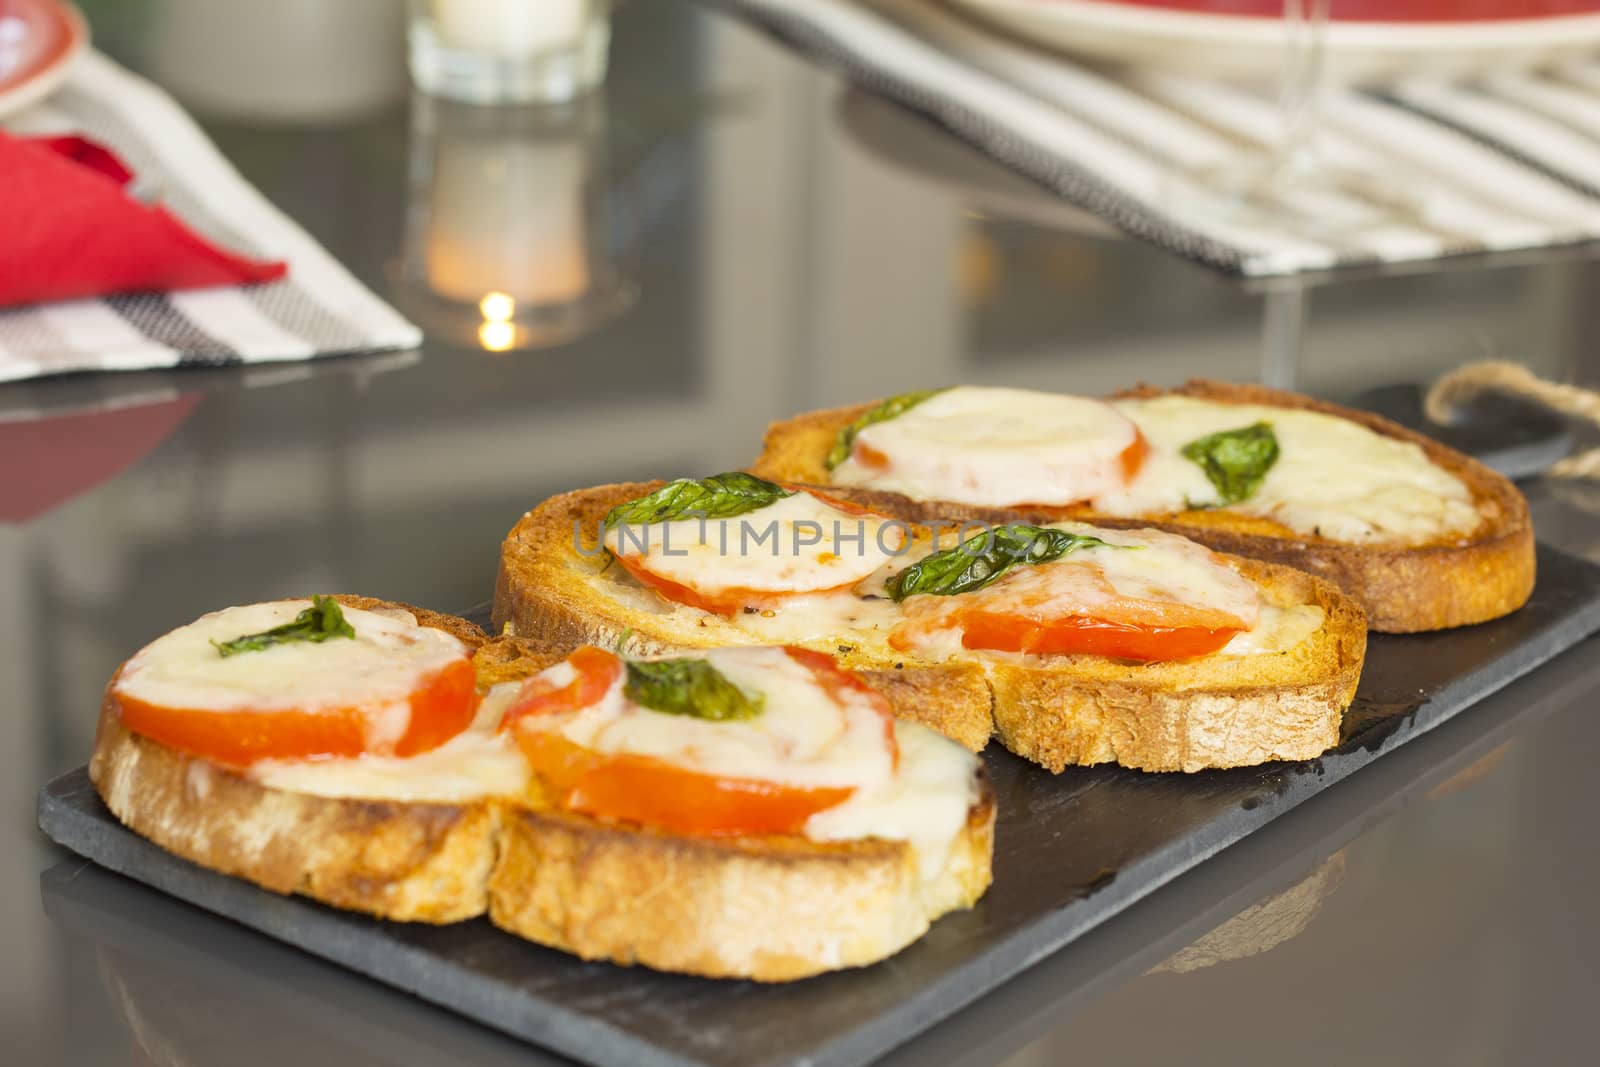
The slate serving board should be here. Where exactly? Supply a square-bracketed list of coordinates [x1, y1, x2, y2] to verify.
[38, 543, 1600, 1067]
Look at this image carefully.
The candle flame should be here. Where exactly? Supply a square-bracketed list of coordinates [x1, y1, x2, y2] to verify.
[480, 292, 516, 322]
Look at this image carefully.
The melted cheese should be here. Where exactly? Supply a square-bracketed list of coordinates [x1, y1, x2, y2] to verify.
[833, 386, 1139, 507]
[250, 683, 529, 802]
[826, 387, 1481, 547]
[805, 721, 980, 884]
[604, 492, 905, 599]
[888, 524, 1262, 658]
[723, 524, 1293, 661]
[1219, 604, 1326, 656]
[115, 602, 471, 751]
[552, 647, 897, 790]
[1101, 396, 1480, 544]
[521, 646, 980, 878]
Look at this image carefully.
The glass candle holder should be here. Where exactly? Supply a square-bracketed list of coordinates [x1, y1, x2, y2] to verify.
[394, 92, 638, 354]
[407, 0, 611, 105]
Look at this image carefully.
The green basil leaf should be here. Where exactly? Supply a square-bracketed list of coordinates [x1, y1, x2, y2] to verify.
[603, 472, 792, 528]
[1180, 422, 1280, 506]
[825, 388, 949, 471]
[887, 524, 1117, 601]
[624, 658, 764, 721]
[212, 595, 356, 657]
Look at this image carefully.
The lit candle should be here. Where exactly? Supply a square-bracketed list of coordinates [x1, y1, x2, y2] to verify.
[430, 0, 585, 57]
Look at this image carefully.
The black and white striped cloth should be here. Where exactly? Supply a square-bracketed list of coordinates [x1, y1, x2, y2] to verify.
[715, 0, 1600, 277]
[0, 52, 420, 384]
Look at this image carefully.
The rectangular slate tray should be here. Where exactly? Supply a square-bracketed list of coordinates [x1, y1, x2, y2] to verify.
[38, 543, 1600, 1067]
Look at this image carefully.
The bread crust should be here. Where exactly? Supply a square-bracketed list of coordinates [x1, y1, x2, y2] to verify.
[748, 379, 1536, 633]
[89, 596, 995, 976]
[492, 487, 998, 751]
[88, 597, 500, 923]
[494, 484, 1367, 773]
[488, 776, 996, 981]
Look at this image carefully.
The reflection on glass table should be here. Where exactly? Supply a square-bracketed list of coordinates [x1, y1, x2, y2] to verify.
[395, 91, 639, 355]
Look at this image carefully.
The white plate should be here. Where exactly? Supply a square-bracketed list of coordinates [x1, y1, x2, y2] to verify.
[939, 0, 1600, 83]
[0, 0, 87, 119]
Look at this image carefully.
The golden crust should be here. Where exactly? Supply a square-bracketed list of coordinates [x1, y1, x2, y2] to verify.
[89, 596, 995, 977]
[748, 379, 1536, 634]
[90, 710, 501, 923]
[988, 558, 1364, 772]
[488, 776, 995, 982]
[493, 485, 1367, 773]
[88, 599, 501, 923]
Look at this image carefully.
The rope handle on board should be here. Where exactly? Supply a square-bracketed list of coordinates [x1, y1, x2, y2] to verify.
[1425, 361, 1600, 479]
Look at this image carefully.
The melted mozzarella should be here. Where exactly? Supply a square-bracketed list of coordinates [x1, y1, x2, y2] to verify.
[1219, 604, 1326, 656]
[805, 721, 980, 884]
[250, 683, 529, 802]
[1098, 396, 1481, 545]
[551, 647, 897, 791]
[1043, 524, 1262, 625]
[522, 645, 980, 877]
[115, 602, 471, 750]
[833, 386, 1140, 507]
[724, 525, 1323, 661]
[889, 524, 1262, 657]
[604, 492, 905, 599]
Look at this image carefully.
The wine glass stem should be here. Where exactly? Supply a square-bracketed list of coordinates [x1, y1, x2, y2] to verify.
[1277, 0, 1332, 174]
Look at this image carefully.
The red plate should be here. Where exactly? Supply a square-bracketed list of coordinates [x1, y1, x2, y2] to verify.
[0, 0, 87, 118]
[945, 0, 1600, 81]
[1081, 1, 1600, 22]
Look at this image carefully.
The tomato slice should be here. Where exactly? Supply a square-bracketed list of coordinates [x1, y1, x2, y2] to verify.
[517, 731, 854, 836]
[956, 609, 1239, 662]
[782, 645, 898, 766]
[113, 657, 480, 767]
[851, 439, 892, 472]
[507, 645, 894, 835]
[611, 552, 866, 617]
[1119, 429, 1149, 484]
[499, 645, 623, 727]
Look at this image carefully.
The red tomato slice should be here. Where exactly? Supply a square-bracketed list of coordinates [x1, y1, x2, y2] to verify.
[499, 645, 623, 727]
[517, 731, 855, 837]
[508, 646, 894, 835]
[112, 657, 480, 768]
[611, 552, 865, 616]
[852, 439, 893, 471]
[1119, 429, 1149, 484]
[782, 645, 898, 766]
[956, 610, 1239, 662]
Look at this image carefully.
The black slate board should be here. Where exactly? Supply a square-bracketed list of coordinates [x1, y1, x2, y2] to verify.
[38, 543, 1600, 1067]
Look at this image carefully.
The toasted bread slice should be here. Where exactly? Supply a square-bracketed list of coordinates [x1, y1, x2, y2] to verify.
[89, 596, 994, 980]
[493, 485, 1367, 772]
[489, 783, 996, 982]
[749, 379, 1535, 634]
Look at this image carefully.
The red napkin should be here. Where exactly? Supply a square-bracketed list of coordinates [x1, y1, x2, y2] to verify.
[0, 393, 202, 523]
[0, 131, 288, 307]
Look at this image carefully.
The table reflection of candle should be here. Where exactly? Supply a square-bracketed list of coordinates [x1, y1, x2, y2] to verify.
[424, 138, 590, 316]
[398, 94, 637, 353]
[430, 0, 584, 56]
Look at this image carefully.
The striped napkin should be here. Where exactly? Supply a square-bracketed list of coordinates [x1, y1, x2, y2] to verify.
[714, 0, 1600, 277]
[0, 52, 420, 384]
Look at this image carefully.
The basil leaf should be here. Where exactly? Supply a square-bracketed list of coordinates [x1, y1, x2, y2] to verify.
[1180, 422, 1280, 506]
[887, 524, 1116, 601]
[825, 388, 949, 471]
[624, 658, 764, 721]
[603, 472, 792, 528]
[212, 595, 356, 657]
